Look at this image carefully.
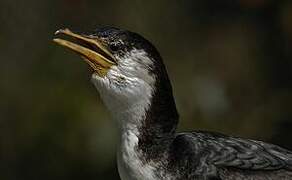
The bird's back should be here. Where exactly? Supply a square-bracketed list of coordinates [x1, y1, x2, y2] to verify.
[219, 167, 292, 180]
[167, 131, 292, 180]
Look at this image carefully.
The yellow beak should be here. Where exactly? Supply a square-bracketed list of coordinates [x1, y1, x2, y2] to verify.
[53, 28, 116, 76]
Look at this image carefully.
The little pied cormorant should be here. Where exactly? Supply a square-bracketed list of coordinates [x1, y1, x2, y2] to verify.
[53, 27, 292, 180]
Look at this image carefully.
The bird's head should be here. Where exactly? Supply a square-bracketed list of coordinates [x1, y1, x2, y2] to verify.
[53, 27, 168, 113]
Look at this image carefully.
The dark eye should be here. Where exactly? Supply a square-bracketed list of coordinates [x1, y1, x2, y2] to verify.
[109, 43, 119, 52]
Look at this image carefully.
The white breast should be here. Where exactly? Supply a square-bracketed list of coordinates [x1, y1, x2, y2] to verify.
[117, 130, 158, 180]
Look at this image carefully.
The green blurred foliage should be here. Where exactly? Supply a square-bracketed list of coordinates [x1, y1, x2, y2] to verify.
[0, 0, 292, 179]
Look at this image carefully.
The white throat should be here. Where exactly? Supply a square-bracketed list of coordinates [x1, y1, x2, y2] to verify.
[91, 49, 159, 180]
[91, 49, 155, 131]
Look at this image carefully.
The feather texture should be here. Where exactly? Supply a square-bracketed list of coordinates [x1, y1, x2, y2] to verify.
[167, 131, 292, 179]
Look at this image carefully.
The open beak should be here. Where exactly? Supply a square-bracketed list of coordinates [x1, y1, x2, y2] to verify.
[53, 28, 116, 76]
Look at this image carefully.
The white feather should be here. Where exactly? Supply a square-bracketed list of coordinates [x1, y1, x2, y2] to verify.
[91, 49, 166, 180]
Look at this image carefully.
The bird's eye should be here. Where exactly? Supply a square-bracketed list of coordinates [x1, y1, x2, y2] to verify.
[109, 43, 119, 52]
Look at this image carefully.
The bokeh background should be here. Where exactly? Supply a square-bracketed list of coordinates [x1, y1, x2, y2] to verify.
[1, 0, 292, 179]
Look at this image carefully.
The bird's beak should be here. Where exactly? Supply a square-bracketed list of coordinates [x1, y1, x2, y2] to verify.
[53, 28, 116, 76]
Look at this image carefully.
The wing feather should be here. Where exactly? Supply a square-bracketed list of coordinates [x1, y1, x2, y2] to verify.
[172, 131, 292, 179]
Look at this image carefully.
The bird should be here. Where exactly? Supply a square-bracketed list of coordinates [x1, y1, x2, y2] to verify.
[53, 27, 292, 180]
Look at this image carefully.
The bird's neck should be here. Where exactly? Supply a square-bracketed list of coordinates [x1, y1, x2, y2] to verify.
[111, 77, 178, 161]
[97, 81, 177, 162]
[137, 77, 179, 159]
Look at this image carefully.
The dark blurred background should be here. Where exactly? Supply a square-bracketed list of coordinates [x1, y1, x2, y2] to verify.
[0, 0, 292, 179]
